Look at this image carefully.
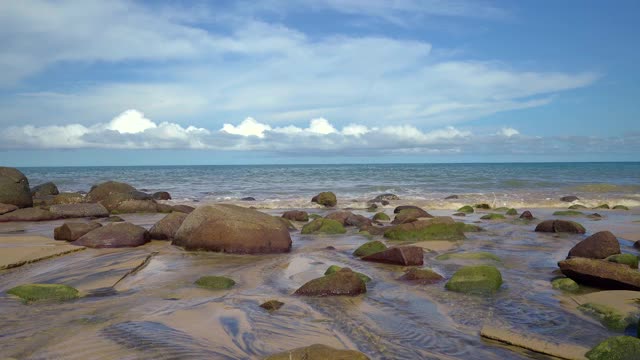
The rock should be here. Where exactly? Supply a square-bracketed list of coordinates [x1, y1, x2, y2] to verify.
[372, 193, 399, 202]
[358, 224, 388, 236]
[156, 203, 173, 213]
[0, 167, 32, 208]
[613, 205, 630, 210]
[276, 216, 296, 230]
[345, 214, 372, 228]
[149, 212, 188, 240]
[393, 205, 424, 214]
[7, 283, 79, 303]
[535, 220, 586, 234]
[460, 223, 484, 232]
[54, 222, 102, 241]
[445, 195, 459, 200]
[578, 302, 635, 331]
[553, 210, 584, 216]
[241, 196, 256, 201]
[480, 326, 589, 360]
[453, 212, 466, 217]
[104, 215, 125, 222]
[30, 182, 59, 197]
[282, 210, 309, 222]
[324, 210, 352, 225]
[294, 268, 366, 296]
[311, 192, 337, 207]
[594, 204, 610, 209]
[86, 181, 137, 203]
[40, 192, 85, 206]
[607, 254, 639, 269]
[568, 204, 588, 209]
[445, 265, 503, 294]
[260, 300, 284, 311]
[560, 195, 579, 202]
[152, 191, 171, 200]
[372, 212, 390, 221]
[366, 203, 378, 212]
[474, 203, 491, 209]
[324, 265, 370, 283]
[353, 241, 387, 257]
[505, 208, 518, 216]
[436, 252, 501, 262]
[398, 268, 444, 284]
[457, 205, 474, 214]
[173, 204, 292, 254]
[519, 210, 534, 220]
[0, 207, 61, 222]
[551, 277, 580, 292]
[384, 217, 466, 242]
[558, 258, 640, 290]
[99, 191, 158, 213]
[49, 203, 109, 218]
[0, 203, 18, 215]
[0, 236, 85, 270]
[264, 344, 370, 360]
[567, 231, 620, 260]
[172, 205, 195, 214]
[194, 276, 235, 290]
[72, 222, 150, 248]
[301, 218, 346, 235]
[480, 213, 505, 220]
[585, 336, 640, 360]
[392, 207, 433, 224]
[309, 214, 322, 220]
[361, 246, 424, 266]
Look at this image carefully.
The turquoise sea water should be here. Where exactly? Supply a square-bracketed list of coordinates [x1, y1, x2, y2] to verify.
[19, 162, 640, 208]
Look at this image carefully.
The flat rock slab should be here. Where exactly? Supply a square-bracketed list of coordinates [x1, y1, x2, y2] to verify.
[569, 290, 640, 318]
[0, 236, 85, 270]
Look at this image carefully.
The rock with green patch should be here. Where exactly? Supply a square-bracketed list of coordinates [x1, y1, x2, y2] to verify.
[613, 205, 630, 211]
[324, 265, 371, 283]
[311, 192, 337, 207]
[391, 208, 433, 224]
[301, 218, 346, 234]
[505, 208, 518, 216]
[585, 336, 640, 360]
[568, 204, 588, 210]
[607, 254, 639, 269]
[594, 204, 610, 209]
[372, 212, 390, 221]
[7, 283, 79, 302]
[460, 223, 484, 232]
[558, 258, 640, 290]
[195, 276, 235, 290]
[309, 214, 322, 220]
[475, 203, 491, 209]
[398, 268, 444, 284]
[457, 205, 474, 214]
[260, 300, 284, 311]
[445, 265, 503, 294]
[480, 213, 505, 220]
[353, 240, 387, 257]
[294, 268, 366, 296]
[553, 210, 584, 216]
[551, 277, 580, 292]
[384, 217, 466, 242]
[265, 344, 370, 360]
[579, 303, 634, 331]
[436, 252, 501, 262]
[493, 207, 509, 212]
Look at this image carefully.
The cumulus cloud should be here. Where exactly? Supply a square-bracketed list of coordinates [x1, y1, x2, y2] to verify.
[497, 127, 520, 137]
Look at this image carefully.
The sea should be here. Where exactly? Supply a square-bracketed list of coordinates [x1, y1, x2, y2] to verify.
[19, 162, 640, 209]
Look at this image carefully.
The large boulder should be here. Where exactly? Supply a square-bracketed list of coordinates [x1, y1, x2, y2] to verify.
[0, 207, 61, 222]
[173, 204, 292, 254]
[152, 191, 171, 200]
[282, 210, 309, 222]
[294, 268, 366, 296]
[558, 258, 640, 290]
[86, 181, 137, 203]
[353, 241, 387, 257]
[30, 182, 59, 197]
[0, 203, 18, 215]
[535, 220, 586, 234]
[361, 246, 424, 266]
[49, 203, 109, 218]
[72, 222, 149, 248]
[567, 231, 620, 259]
[149, 212, 188, 240]
[54, 222, 102, 241]
[392, 207, 433, 224]
[301, 218, 346, 234]
[445, 265, 503, 294]
[311, 192, 337, 207]
[265, 344, 370, 360]
[172, 204, 195, 214]
[384, 217, 466, 242]
[0, 167, 32, 208]
[99, 191, 158, 213]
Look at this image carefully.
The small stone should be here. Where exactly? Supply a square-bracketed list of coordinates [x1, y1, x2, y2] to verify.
[260, 300, 284, 311]
[194, 276, 235, 290]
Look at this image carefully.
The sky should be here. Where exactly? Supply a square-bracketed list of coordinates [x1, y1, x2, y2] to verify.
[0, 0, 639, 166]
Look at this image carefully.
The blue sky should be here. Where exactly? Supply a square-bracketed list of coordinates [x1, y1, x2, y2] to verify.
[0, 0, 638, 166]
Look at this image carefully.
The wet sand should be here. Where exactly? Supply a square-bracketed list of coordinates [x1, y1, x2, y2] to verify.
[0, 206, 639, 359]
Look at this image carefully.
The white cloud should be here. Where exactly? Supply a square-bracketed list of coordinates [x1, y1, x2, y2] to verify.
[106, 109, 157, 134]
[498, 127, 520, 137]
[222, 117, 272, 138]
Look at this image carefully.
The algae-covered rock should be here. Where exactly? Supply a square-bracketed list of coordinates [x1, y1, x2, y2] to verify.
[384, 217, 466, 242]
[480, 213, 505, 220]
[558, 258, 640, 290]
[553, 210, 584, 216]
[613, 205, 630, 211]
[309, 214, 322, 220]
[594, 204, 610, 209]
[505, 208, 518, 216]
[265, 344, 370, 360]
[195, 276, 235, 290]
[475, 203, 491, 209]
[457, 205, 474, 214]
[294, 268, 366, 296]
[324, 265, 371, 283]
[372, 212, 390, 221]
[398, 268, 444, 284]
[301, 218, 346, 234]
[445, 265, 503, 294]
[392, 207, 432, 224]
[578, 303, 634, 331]
[607, 254, 639, 269]
[260, 300, 284, 311]
[551, 278, 580, 293]
[311, 192, 337, 207]
[535, 220, 586, 234]
[569, 204, 588, 210]
[353, 241, 387, 257]
[436, 252, 501, 262]
[7, 283, 79, 302]
[460, 223, 484, 232]
[585, 336, 640, 360]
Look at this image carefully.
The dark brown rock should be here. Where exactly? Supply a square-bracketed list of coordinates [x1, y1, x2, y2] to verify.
[54, 222, 102, 241]
[358, 224, 388, 236]
[558, 258, 640, 290]
[72, 222, 149, 248]
[31, 182, 59, 197]
[371, 193, 399, 202]
[519, 210, 534, 220]
[560, 195, 580, 202]
[361, 246, 424, 266]
[0, 167, 32, 208]
[86, 181, 137, 203]
[392, 207, 433, 224]
[325, 211, 352, 225]
[567, 231, 620, 259]
[393, 205, 425, 214]
[49, 203, 109, 218]
[282, 210, 309, 222]
[445, 195, 459, 200]
[149, 212, 188, 240]
[294, 268, 366, 296]
[345, 214, 372, 227]
[152, 191, 172, 200]
[241, 196, 256, 201]
[0, 207, 60, 222]
[535, 220, 586, 234]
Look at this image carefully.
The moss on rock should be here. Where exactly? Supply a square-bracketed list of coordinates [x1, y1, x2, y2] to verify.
[551, 277, 580, 293]
[445, 265, 503, 294]
[353, 240, 387, 257]
[505, 208, 518, 216]
[480, 213, 506, 220]
[594, 204, 610, 209]
[195, 276, 235, 290]
[606, 254, 639, 269]
[475, 203, 491, 209]
[372, 212, 390, 221]
[460, 223, 484, 232]
[324, 265, 371, 283]
[586, 336, 640, 360]
[312, 192, 337, 207]
[436, 252, 501, 262]
[568, 204, 588, 210]
[613, 205, 630, 210]
[7, 283, 79, 302]
[260, 300, 284, 311]
[301, 218, 346, 234]
[579, 303, 635, 331]
[553, 210, 584, 216]
[457, 205, 474, 214]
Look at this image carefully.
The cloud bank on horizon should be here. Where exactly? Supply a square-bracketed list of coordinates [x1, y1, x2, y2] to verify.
[0, 0, 638, 161]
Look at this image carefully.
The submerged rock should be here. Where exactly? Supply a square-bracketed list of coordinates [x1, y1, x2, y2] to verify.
[594, 204, 610, 209]
[560, 195, 579, 202]
[398, 268, 444, 284]
[265, 344, 370, 360]
[393, 205, 424, 214]
[519, 210, 534, 220]
[149, 212, 188, 240]
[392, 207, 433, 224]
[567, 231, 620, 260]
[152, 191, 172, 200]
[535, 220, 586, 234]
[585, 336, 640, 360]
[301, 218, 346, 234]
[445, 195, 459, 200]
[282, 210, 309, 222]
[505, 208, 518, 216]
[384, 217, 466, 242]
[31, 182, 59, 197]
[457, 205, 474, 214]
[361, 246, 424, 266]
[480, 213, 505, 220]
[568, 204, 588, 210]
[260, 300, 284, 311]
[7, 283, 79, 302]
[324, 265, 371, 283]
[73, 222, 149, 248]
[558, 258, 640, 290]
[0, 167, 33, 208]
[173, 204, 292, 254]
[0, 207, 61, 222]
[241, 196, 256, 201]
[294, 268, 366, 296]
[353, 240, 387, 257]
[445, 265, 503, 294]
[436, 252, 501, 262]
[54, 222, 102, 241]
[311, 192, 337, 207]
[194, 276, 235, 290]
[49, 203, 109, 218]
